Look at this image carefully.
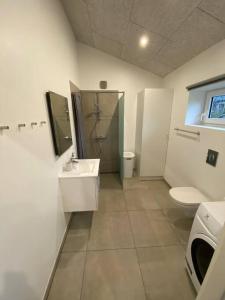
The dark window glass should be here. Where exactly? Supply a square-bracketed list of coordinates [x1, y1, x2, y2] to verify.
[191, 238, 214, 284]
[209, 95, 225, 119]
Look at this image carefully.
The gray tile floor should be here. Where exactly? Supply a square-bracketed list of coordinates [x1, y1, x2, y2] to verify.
[47, 174, 196, 300]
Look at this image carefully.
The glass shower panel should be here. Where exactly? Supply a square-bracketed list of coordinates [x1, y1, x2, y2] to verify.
[97, 92, 119, 173]
[118, 94, 124, 180]
[80, 91, 120, 174]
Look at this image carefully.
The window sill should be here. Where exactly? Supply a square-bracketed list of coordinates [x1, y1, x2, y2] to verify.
[187, 123, 225, 132]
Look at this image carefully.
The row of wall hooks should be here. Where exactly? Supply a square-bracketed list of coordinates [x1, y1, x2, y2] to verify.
[0, 121, 47, 132]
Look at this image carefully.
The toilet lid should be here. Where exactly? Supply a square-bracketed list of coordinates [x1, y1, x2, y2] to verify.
[169, 187, 209, 207]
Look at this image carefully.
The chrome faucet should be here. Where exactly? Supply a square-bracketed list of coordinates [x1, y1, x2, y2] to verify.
[71, 152, 79, 164]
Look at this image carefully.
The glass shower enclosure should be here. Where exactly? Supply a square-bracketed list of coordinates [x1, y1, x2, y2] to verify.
[72, 91, 124, 177]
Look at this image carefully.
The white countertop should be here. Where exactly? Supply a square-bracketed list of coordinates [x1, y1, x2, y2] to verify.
[59, 159, 100, 178]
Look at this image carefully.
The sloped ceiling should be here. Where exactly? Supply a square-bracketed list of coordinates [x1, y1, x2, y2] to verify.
[61, 0, 225, 77]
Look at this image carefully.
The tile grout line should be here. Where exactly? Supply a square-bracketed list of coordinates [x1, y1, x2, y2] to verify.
[79, 249, 88, 300]
[79, 214, 94, 300]
[126, 205, 148, 300]
[44, 213, 74, 300]
[60, 242, 186, 253]
[160, 207, 192, 246]
[84, 243, 181, 253]
[160, 208, 183, 245]
[86, 246, 135, 252]
[154, 190, 190, 247]
[169, 221, 187, 246]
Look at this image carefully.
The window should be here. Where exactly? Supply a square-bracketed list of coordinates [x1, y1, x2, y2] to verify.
[208, 95, 225, 119]
[185, 78, 225, 130]
[203, 88, 225, 125]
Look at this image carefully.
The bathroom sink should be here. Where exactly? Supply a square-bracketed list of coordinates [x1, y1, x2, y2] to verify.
[59, 159, 100, 177]
[59, 159, 100, 212]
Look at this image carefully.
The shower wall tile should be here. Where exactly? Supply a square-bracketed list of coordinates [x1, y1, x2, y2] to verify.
[86, 141, 99, 158]
[96, 118, 118, 139]
[81, 92, 119, 173]
[99, 140, 111, 161]
[98, 93, 119, 117]
[83, 119, 97, 140]
[112, 139, 119, 157]
[100, 139, 119, 161]
[96, 119, 111, 138]
[100, 159, 119, 173]
[111, 118, 119, 138]
[81, 92, 96, 117]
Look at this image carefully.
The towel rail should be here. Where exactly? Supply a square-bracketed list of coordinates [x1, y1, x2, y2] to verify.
[174, 127, 200, 136]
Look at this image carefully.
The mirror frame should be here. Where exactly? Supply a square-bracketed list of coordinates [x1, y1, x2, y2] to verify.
[46, 91, 72, 156]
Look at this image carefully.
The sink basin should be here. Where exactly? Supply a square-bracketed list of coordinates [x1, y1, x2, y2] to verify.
[59, 159, 100, 177]
[59, 159, 100, 212]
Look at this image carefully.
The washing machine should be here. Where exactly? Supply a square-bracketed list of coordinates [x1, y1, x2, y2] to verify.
[186, 201, 225, 292]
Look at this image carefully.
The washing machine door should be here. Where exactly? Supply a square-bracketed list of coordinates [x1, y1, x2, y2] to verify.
[191, 234, 215, 285]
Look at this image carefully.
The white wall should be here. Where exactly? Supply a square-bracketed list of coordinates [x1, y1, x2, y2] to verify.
[77, 43, 163, 151]
[163, 39, 225, 201]
[0, 1, 79, 299]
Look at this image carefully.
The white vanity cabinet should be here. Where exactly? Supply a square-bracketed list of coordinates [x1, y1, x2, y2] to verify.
[59, 159, 100, 212]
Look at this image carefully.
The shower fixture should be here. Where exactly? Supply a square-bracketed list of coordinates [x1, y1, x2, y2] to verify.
[87, 103, 101, 120]
[93, 103, 101, 120]
[95, 136, 107, 142]
[79, 90, 124, 173]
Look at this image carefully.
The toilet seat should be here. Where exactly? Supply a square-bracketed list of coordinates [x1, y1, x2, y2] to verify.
[169, 187, 209, 207]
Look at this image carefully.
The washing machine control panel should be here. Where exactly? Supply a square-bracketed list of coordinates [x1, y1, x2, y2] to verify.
[197, 204, 223, 239]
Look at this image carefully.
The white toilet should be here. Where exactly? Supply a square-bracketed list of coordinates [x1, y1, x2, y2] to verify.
[169, 187, 209, 217]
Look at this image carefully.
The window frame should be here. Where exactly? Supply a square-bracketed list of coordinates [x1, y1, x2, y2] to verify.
[203, 88, 225, 125]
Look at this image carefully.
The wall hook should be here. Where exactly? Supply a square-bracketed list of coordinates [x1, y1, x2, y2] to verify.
[31, 122, 38, 127]
[0, 125, 10, 131]
[40, 121, 47, 125]
[18, 123, 26, 129]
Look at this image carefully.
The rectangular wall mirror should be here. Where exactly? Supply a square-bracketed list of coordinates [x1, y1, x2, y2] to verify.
[46, 91, 72, 156]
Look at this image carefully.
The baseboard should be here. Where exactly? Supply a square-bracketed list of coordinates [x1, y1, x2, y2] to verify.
[163, 177, 172, 188]
[43, 213, 73, 300]
[139, 176, 164, 181]
[123, 176, 171, 190]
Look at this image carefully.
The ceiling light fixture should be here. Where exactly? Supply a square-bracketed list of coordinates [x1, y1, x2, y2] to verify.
[139, 35, 149, 48]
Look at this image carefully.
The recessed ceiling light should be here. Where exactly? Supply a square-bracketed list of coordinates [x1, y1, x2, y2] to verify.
[139, 35, 149, 48]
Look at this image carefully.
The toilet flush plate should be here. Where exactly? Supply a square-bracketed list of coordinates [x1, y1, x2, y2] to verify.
[206, 149, 218, 167]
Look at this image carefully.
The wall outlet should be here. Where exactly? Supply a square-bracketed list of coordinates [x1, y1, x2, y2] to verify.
[206, 149, 218, 167]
